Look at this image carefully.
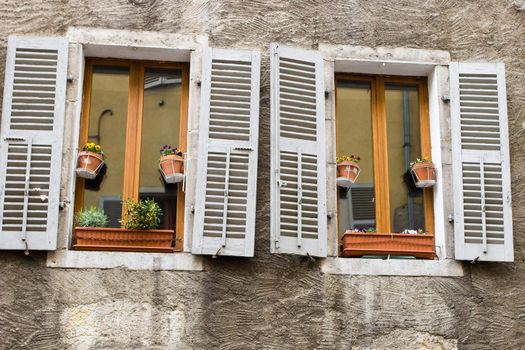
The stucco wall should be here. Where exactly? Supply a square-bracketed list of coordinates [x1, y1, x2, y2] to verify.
[0, 1, 524, 349]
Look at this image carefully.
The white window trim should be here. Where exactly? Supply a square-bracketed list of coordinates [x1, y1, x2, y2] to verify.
[319, 43, 464, 276]
[46, 27, 207, 270]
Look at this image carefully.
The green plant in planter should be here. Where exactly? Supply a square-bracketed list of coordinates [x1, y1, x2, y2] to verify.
[121, 198, 162, 230]
[75, 207, 108, 227]
[336, 154, 361, 164]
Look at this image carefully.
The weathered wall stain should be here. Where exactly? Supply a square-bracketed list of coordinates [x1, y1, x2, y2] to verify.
[0, 1, 524, 349]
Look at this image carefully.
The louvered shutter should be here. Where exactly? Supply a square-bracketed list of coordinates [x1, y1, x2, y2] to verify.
[450, 62, 513, 262]
[192, 48, 260, 257]
[0, 36, 68, 250]
[270, 44, 327, 257]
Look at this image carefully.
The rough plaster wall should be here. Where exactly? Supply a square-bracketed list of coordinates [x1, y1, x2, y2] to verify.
[0, 1, 525, 349]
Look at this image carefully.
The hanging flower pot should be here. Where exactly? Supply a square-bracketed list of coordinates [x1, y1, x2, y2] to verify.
[410, 158, 436, 188]
[336, 155, 361, 188]
[158, 145, 184, 184]
[76, 143, 105, 180]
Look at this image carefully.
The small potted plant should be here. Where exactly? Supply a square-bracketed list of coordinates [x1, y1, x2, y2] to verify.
[410, 157, 436, 188]
[74, 199, 174, 252]
[75, 206, 108, 228]
[76, 142, 105, 179]
[121, 198, 161, 230]
[159, 145, 184, 184]
[336, 154, 361, 188]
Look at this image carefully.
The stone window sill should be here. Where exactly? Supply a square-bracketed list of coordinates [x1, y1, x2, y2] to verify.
[321, 257, 464, 277]
[47, 250, 203, 271]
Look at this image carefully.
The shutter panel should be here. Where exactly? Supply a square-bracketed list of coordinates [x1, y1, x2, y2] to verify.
[0, 36, 68, 250]
[192, 48, 260, 257]
[270, 44, 327, 257]
[450, 62, 513, 262]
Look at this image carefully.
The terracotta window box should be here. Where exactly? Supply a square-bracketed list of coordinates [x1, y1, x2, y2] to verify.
[74, 227, 175, 253]
[341, 231, 435, 259]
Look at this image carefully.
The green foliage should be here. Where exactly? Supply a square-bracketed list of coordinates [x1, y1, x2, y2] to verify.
[75, 206, 108, 228]
[82, 142, 105, 157]
[336, 154, 361, 164]
[160, 144, 183, 157]
[409, 157, 431, 166]
[122, 198, 162, 230]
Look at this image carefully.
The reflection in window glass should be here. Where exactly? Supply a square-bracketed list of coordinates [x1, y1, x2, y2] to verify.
[385, 84, 425, 232]
[82, 65, 129, 227]
[139, 68, 182, 230]
[336, 80, 376, 234]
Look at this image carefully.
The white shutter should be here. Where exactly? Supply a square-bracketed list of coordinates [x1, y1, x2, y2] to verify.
[0, 36, 68, 250]
[451, 62, 513, 262]
[270, 44, 327, 257]
[192, 48, 260, 257]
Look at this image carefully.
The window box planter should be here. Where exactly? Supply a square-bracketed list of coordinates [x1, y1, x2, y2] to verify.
[341, 231, 435, 259]
[76, 151, 105, 179]
[74, 227, 174, 252]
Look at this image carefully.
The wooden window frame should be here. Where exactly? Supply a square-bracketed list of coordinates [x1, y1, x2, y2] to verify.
[74, 58, 190, 252]
[335, 74, 434, 236]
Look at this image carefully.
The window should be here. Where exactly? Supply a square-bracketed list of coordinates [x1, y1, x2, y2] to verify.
[74, 59, 189, 251]
[269, 43, 513, 274]
[1, 32, 261, 268]
[335, 75, 434, 237]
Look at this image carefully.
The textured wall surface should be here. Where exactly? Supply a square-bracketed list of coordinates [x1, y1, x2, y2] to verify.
[1, 1, 525, 349]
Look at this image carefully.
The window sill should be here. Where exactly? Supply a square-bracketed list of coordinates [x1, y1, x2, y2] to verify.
[47, 250, 203, 271]
[321, 257, 464, 277]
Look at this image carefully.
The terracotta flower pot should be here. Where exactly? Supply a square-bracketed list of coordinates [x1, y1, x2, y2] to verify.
[336, 161, 360, 187]
[74, 227, 174, 252]
[341, 231, 435, 259]
[159, 154, 184, 184]
[410, 162, 436, 188]
[76, 151, 104, 179]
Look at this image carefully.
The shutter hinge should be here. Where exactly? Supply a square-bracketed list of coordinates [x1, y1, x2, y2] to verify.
[441, 95, 450, 102]
[274, 240, 280, 249]
[22, 239, 29, 256]
[277, 179, 288, 187]
[448, 213, 454, 223]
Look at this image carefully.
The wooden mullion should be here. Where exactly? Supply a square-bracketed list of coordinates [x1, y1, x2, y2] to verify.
[418, 81, 435, 235]
[374, 77, 391, 233]
[175, 63, 190, 251]
[73, 61, 94, 217]
[121, 62, 142, 220]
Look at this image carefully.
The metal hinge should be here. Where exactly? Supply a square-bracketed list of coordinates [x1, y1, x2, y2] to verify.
[277, 180, 288, 187]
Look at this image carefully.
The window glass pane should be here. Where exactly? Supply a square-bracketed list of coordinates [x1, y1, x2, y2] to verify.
[82, 65, 129, 227]
[139, 67, 182, 230]
[336, 80, 376, 234]
[385, 84, 425, 232]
